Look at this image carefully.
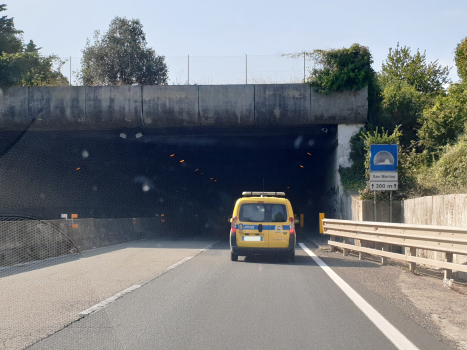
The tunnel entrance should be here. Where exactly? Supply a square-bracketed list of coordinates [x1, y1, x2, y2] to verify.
[0, 125, 337, 237]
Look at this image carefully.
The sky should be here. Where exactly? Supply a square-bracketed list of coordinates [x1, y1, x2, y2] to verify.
[7, 0, 467, 83]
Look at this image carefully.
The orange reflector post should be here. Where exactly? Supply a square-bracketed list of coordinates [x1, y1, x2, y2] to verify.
[300, 214, 304, 228]
[319, 213, 325, 234]
[72, 214, 78, 219]
[72, 224, 78, 229]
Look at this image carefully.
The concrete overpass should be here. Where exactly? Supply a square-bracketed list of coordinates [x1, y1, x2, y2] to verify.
[0, 84, 367, 232]
[0, 84, 366, 130]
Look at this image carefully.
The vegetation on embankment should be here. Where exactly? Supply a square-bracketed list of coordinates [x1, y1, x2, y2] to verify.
[306, 39, 467, 200]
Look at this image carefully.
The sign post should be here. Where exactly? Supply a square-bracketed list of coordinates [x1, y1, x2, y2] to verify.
[369, 144, 398, 222]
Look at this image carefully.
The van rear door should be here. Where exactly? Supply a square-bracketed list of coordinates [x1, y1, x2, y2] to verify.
[267, 203, 290, 248]
[236, 199, 269, 248]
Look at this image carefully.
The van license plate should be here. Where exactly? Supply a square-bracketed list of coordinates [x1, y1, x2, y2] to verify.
[242, 236, 262, 241]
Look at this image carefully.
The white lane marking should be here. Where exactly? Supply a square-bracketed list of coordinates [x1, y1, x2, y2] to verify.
[299, 243, 419, 350]
[167, 256, 194, 270]
[199, 242, 217, 252]
[79, 285, 141, 316]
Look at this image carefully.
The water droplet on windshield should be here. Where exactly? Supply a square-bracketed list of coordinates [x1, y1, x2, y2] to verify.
[294, 135, 303, 149]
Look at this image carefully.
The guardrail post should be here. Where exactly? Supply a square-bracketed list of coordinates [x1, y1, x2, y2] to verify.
[445, 252, 453, 279]
[408, 247, 416, 272]
[343, 238, 349, 256]
[359, 252, 365, 261]
[381, 244, 388, 265]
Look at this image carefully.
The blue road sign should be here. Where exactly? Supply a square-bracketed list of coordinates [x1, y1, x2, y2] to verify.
[370, 144, 398, 172]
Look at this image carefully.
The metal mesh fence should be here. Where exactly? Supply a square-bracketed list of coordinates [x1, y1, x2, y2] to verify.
[0, 215, 79, 267]
[0, 216, 87, 350]
[61, 55, 314, 86]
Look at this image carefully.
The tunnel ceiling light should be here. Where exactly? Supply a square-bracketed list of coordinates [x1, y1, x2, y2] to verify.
[195, 169, 199, 171]
[76, 167, 81, 170]
[307, 152, 311, 155]
[180, 160, 185, 163]
[300, 165, 304, 168]
[170, 154, 175, 157]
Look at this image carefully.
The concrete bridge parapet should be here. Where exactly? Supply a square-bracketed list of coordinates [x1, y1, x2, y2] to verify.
[0, 84, 368, 131]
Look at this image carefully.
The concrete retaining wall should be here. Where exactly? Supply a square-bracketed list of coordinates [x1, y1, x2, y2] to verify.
[351, 197, 402, 223]
[403, 194, 467, 280]
[0, 217, 162, 266]
[0, 85, 368, 131]
[51, 217, 160, 251]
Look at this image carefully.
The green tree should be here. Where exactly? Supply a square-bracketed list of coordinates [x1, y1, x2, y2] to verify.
[0, 4, 22, 54]
[0, 4, 68, 87]
[80, 17, 168, 86]
[24, 39, 40, 53]
[380, 43, 451, 94]
[418, 83, 467, 153]
[455, 36, 467, 82]
[377, 44, 451, 147]
[378, 80, 423, 146]
[0, 52, 68, 87]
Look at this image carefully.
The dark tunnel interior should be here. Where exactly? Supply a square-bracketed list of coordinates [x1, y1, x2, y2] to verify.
[0, 125, 337, 237]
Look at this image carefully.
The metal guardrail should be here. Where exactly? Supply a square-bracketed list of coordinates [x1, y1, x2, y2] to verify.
[323, 219, 467, 279]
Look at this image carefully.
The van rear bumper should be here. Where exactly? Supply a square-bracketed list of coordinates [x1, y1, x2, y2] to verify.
[231, 234, 295, 256]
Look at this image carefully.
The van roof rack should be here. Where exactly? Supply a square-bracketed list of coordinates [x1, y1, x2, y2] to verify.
[242, 191, 285, 197]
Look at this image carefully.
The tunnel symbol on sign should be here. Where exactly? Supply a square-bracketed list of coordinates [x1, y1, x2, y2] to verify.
[374, 151, 394, 165]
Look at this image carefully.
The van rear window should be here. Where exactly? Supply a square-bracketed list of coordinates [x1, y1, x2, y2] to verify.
[239, 204, 287, 222]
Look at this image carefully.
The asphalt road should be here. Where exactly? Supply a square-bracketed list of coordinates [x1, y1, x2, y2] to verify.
[28, 240, 451, 350]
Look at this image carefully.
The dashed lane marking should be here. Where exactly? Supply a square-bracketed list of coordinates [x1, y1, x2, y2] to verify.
[79, 285, 141, 316]
[167, 256, 194, 270]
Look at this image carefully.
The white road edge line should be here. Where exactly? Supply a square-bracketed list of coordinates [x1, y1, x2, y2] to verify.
[299, 242, 419, 350]
[79, 285, 141, 316]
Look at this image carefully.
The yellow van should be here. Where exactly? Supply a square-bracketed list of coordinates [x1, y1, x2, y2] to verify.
[229, 192, 296, 262]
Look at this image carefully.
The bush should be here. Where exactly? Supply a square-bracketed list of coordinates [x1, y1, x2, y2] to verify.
[417, 134, 467, 194]
[308, 44, 374, 94]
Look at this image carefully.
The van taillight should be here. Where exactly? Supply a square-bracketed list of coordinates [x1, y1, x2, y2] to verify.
[231, 216, 237, 234]
[289, 217, 295, 234]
